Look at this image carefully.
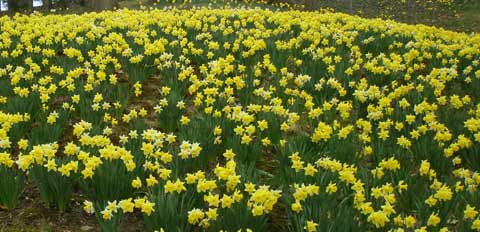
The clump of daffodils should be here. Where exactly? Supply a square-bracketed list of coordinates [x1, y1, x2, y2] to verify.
[0, 7, 478, 232]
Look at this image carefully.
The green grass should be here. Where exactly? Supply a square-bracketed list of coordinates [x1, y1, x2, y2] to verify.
[274, 0, 480, 33]
[446, 4, 480, 33]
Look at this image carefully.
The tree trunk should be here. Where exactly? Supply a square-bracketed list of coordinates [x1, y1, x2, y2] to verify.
[407, 0, 416, 24]
[90, 0, 117, 11]
[348, 0, 353, 14]
[305, 0, 314, 11]
[44, 0, 52, 10]
[7, 0, 16, 12]
[27, 0, 33, 12]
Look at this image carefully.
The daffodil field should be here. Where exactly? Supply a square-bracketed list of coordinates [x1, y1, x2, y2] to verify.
[0, 7, 480, 232]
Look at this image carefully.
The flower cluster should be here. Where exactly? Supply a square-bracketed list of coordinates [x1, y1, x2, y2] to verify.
[0, 6, 479, 232]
